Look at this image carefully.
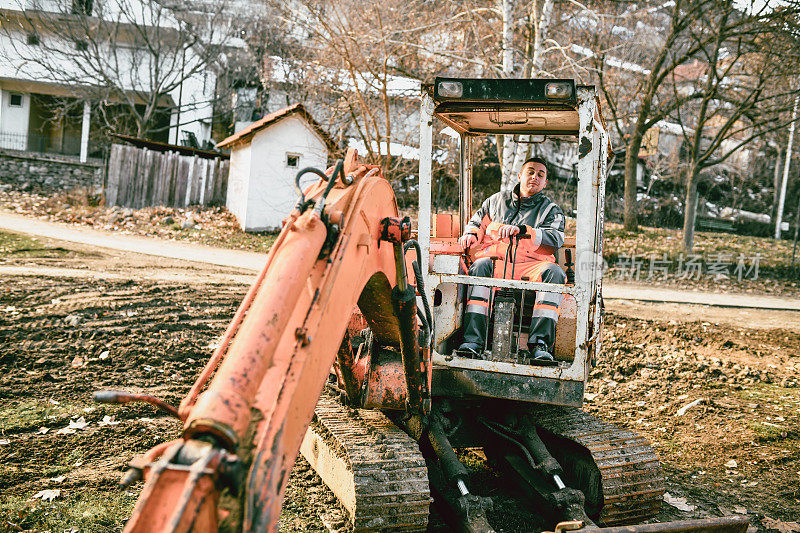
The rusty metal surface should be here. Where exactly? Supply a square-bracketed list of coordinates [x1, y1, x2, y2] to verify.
[380, 216, 412, 244]
[432, 366, 585, 406]
[553, 294, 577, 361]
[93, 390, 180, 418]
[358, 273, 402, 345]
[183, 211, 328, 448]
[301, 392, 431, 532]
[530, 405, 665, 526]
[491, 292, 516, 361]
[362, 348, 408, 410]
[121, 149, 409, 533]
[334, 310, 371, 401]
[123, 441, 221, 533]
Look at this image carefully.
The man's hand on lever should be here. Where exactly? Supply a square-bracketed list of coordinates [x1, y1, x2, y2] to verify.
[498, 224, 521, 239]
[459, 233, 477, 251]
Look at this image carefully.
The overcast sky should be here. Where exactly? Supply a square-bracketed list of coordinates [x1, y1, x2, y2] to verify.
[733, 0, 788, 13]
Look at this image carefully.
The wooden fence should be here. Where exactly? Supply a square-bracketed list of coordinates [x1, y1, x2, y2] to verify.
[105, 143, 229, 208]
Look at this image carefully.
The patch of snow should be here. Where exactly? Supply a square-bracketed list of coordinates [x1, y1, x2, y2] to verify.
[570, 44, 651, 75]
[655, 120, 692, 136]
[267, 55, 419, 98]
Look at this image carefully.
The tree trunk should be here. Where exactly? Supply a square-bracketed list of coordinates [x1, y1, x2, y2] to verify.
[623, 131, 644, 230]
[507, 0, 553, 184]
[500, 0, 556, 191]
[499, 0, 516, 190]
[776, 94, 799, 239]
[771, 151, 783, 226]
[501, 0, 514, 75]
[501, 136, 516, 191]
[495, 134, 505, 169]
[769, 150, 782, 224]
[531, 0, 553, 71]
[682, 164, 700, 253]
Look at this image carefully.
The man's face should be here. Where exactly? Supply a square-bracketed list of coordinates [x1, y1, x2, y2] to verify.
[519, 161, 547, 197]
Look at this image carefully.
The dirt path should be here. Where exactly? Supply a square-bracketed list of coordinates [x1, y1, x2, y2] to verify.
[0, 209, 268, 271]
[0, 234, 798, 532]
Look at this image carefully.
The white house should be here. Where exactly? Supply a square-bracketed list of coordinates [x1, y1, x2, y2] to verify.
[217, 103, 336, 232]
[0, 0, 219, 161]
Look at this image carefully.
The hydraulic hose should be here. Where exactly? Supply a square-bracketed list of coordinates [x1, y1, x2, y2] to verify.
[393, 284, 422, 408]
[416, 307, 430, 347]
[403, 239, 433, 347]
[313, 159, 344, 216]
[293, 159, 344, 214]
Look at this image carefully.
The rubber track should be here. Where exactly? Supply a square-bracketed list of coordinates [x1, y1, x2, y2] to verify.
[531, 405, 665, 525]
[302, 393, 432, 532]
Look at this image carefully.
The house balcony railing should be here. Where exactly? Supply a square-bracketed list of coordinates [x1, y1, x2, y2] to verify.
[0, 132, 91, 157]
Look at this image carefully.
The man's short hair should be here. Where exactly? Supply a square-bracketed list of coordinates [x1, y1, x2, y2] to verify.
[522, 156, 549, 177]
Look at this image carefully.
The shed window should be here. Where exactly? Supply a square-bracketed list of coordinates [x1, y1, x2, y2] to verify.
[286, 153, 300, 167]
[9, 94, 23, 107]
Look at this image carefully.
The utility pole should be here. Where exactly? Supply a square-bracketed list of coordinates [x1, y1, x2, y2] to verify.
[775, 93, 799, 239]
[792, 193, 800, 265]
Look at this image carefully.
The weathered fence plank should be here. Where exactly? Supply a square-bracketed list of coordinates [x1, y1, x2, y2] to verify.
[105, 143, 228, 208]
[105, 144, 123, 206]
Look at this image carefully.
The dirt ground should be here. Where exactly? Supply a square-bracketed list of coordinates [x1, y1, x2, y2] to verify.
[1, 232, 798, 533]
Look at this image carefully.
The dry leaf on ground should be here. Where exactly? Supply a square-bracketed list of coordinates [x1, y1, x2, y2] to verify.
[663, 492, 696, 512]
[763, 517, 800, 533]
[31, 488, 61, 501]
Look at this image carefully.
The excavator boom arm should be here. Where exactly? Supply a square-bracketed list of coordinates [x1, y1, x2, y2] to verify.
[121, 153, 416, 533]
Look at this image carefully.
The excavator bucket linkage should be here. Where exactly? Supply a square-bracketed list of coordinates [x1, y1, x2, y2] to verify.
[550, 516, 750, 533]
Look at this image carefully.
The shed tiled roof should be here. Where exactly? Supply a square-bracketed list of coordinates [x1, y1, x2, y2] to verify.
[216, 103, 338, 152]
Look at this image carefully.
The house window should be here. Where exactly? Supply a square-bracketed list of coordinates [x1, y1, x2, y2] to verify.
[26, 33, 39, 45]
[9, 94, 23, 108]
[286, 153, 300, 167]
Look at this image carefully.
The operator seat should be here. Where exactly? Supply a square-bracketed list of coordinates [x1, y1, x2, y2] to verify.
[431, 213, 577, 361]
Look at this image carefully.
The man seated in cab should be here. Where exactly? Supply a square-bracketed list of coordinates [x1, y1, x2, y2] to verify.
[457, 157, 566, 362]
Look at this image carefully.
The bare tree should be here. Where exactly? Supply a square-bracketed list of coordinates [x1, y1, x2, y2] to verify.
[0, 0, 232, 139]
[266, 0, 447, 178]
[673, 2, 800, 251]
[592, 0, 725, 231]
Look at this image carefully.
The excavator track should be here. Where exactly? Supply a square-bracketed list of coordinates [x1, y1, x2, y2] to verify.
[530, 404, 665, 525]
[300, 391, 432, 532]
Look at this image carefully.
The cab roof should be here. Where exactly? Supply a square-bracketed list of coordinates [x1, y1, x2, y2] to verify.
[430, 77, 585, 137]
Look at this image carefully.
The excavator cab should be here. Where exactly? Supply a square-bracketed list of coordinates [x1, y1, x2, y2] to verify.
[418, 78, 607, 408]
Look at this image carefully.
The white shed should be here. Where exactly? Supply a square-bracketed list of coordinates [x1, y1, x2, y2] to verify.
[217, 104, 335, 232]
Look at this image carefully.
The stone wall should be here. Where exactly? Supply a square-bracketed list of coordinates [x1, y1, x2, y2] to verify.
[0, 149, 104, 192]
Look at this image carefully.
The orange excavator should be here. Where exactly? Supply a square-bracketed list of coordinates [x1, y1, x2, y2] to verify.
[94, 79, 749, 533]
